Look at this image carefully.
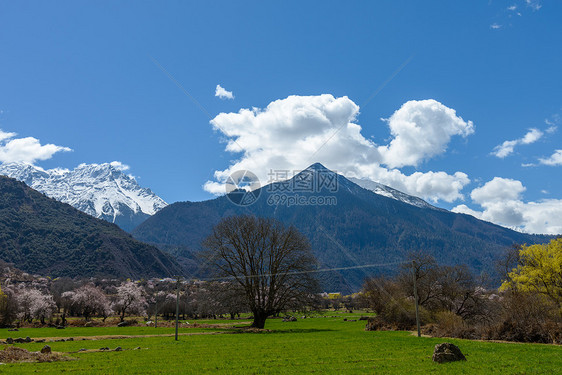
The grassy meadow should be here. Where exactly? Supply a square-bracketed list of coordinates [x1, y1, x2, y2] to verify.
[1, 312, 561, 374]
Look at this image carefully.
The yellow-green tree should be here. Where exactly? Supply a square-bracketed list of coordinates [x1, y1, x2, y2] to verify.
[0, 285, 7, 325]
[501, 238, 562, 310]
[0, 286, 6, 310]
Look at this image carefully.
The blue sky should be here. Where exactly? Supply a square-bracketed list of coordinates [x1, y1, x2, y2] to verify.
[0, 1, 561, 233]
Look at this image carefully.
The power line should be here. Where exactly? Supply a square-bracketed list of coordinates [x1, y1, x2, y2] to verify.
[196, 261, 406, 283]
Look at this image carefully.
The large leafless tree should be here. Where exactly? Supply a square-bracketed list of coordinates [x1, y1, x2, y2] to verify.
[203, 216, 320, 328]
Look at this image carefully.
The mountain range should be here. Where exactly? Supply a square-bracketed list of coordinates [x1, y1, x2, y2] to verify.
[0, 161, 553, 291]
[133, 163, 551, 293]
[0, 162, 167, 231]
[0, 175, 180, 278]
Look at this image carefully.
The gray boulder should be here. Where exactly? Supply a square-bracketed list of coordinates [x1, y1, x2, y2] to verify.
[40, 345, 52, 354]
[432, 343, 466, 363]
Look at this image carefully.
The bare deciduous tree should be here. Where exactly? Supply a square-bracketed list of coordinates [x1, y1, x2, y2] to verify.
[203, 216, 320, 328]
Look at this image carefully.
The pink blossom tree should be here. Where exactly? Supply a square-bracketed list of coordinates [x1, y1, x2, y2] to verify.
[64, 284, 111, 321]
[112, 281, 147, 322]
[15, 288, 56, 324]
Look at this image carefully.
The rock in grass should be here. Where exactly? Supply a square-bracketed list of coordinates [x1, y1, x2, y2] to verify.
[114, 347, 122, 352]
[432, 343, 466, 363]
[6, 338, 13, 344]
[40, 345, 52, 354]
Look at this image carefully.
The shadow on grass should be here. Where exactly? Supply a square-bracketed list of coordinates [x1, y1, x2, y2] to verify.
[263, 328, 335, 334]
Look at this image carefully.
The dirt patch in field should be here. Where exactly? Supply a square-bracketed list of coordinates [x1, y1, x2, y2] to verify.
[17, 331, 229, 343]
[0, 346, 74, 363]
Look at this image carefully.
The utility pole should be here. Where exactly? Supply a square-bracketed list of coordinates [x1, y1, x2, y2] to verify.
[175, 276, 181, 341]
[412, 260, 421, 337]
[154, 298, 158, 329]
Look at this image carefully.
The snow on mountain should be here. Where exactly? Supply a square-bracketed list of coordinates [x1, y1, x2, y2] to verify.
[0, 162, 167, 231]
[348, 177, 441, 210]
[263, 163, 441, 211]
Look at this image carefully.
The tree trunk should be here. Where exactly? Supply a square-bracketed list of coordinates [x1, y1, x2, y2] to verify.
[251, 310, 268, 329]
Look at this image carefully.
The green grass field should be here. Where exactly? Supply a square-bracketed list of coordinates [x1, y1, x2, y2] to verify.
[1, 313, 561, 374]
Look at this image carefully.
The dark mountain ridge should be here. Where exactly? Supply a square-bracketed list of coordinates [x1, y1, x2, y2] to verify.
[0, 176, 181, 278]
[133, 164, 551, 292]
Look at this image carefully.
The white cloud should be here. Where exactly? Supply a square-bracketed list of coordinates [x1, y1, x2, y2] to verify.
[525, 0, 542, 11]
[109, 161, 130, 171]
[453, 177, 562, 234]
[545, 117, 559, 134]
[507, 5, 517, 11]
[205, 95, 472, 203]
[451, 204, 483, 219]
[493, 140, 518, 158]
[539, 150, 562, 166]
[521, 128, 543, 144]
[490, 23, 502, 29]
[215, 84, 234, 100]
[0, 130, 17, 142]
[471, 177, 525, 204]
[491, 128, 543, 158]
[377, 99, 474, 168]
[0, 130, 71, 164]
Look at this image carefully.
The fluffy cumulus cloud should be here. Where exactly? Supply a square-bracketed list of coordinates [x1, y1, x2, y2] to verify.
[453, 177, 562, 234]
[539, 150, 562, 166]
[491, 128, 543, 158]
[205, 95, 473, 203]
[377, 99, 474, 168]
[471, 177, 526, 203]
[0, 129, 71, 164]
[215, 84, 234, 100]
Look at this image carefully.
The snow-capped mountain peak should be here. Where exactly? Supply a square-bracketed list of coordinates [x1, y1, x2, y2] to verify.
[348, 177, 441, 210]
[0, 162, 167, 231]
